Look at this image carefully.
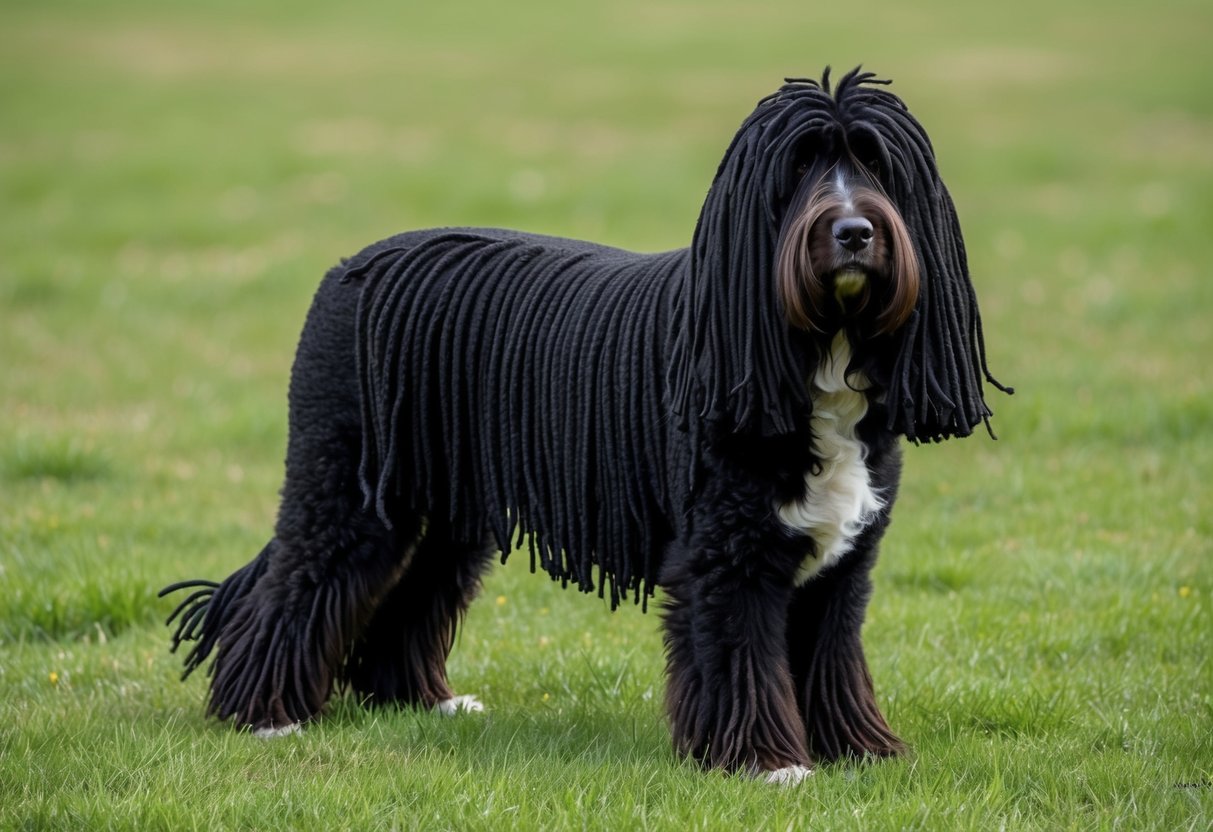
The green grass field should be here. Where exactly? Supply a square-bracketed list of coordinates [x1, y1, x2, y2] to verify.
[2, 0, 1210, 828]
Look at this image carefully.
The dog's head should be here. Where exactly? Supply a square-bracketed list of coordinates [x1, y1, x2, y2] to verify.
[776, 153, 919, 337]
[668, 67, 1010, 442]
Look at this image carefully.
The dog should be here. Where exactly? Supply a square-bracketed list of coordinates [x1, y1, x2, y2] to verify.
[162, 67, 1008, 784]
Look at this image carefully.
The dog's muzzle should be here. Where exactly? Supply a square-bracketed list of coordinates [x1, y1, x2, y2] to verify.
[829, 217, 874, 301]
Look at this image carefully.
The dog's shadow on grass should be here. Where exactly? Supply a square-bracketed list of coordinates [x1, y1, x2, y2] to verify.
[309, 694, 672, 772]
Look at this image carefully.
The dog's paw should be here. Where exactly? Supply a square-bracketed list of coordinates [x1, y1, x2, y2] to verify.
[252, 722, 302, 739]
[435, 694, 484, 716]
[762, 765, 814, 786]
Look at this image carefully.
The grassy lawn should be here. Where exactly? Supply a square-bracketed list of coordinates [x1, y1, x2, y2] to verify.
[1, 0, 1210, 828]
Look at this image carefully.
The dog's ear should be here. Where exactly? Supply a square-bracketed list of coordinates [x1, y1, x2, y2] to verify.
[667, 87, 826, 438]
[847, 107, 1013, 441]
[883, 179, 1010, 442]
[810, 68, 1010, 442]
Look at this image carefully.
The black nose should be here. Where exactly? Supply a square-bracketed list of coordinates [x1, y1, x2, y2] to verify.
[832, 217, 874, 252]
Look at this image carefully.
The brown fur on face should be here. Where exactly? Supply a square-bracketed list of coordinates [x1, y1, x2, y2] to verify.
[776, 161, 920, 335]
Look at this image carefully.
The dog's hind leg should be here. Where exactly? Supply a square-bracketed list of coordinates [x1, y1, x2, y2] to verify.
[785, 537, 906, 762]
[163, 269, 421, 734]
[345, 525, 495, 712]
[185, 492, 417, 735]
[164, 502, 417, 734]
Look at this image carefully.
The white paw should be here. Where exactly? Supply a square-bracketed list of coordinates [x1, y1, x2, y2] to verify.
[762, 765, 814, 786]
[435, 694, 484, 716]
[252, 722, 301, 739]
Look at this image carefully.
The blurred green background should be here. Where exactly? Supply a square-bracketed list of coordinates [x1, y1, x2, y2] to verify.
[1, 0, 1210, 829]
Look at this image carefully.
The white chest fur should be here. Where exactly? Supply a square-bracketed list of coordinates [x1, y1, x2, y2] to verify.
[779, 333, 884, 585]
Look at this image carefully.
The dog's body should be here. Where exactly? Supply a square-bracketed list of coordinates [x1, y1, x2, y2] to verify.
[164, 69, 1006, 781]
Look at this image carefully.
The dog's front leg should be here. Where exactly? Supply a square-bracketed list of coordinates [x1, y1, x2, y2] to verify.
[660, 509, 813, 780]
[785, 538, 905, 762]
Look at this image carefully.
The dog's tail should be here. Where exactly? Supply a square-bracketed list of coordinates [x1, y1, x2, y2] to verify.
[159, 540, 274, 680]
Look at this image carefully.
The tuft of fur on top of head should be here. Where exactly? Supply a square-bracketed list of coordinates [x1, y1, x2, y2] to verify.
[667, 66, 1010, 442]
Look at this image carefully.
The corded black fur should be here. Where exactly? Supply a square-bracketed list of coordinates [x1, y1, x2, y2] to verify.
[162, 67, 1008, 777]
[347, 230, 682, 609]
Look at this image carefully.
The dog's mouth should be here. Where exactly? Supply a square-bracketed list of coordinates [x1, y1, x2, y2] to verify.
[831, 268, 868, 302]
[827, 266, 880, 316]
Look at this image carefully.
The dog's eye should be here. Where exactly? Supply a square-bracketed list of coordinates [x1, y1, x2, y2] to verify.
[848, 136, 883, 180]
[792, 140, 817, 178]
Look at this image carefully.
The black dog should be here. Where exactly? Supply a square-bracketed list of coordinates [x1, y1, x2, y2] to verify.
[163, 68, 1008, 783]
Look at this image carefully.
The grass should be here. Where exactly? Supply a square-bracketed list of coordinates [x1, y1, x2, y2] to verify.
[1, 0, 1210, 828]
